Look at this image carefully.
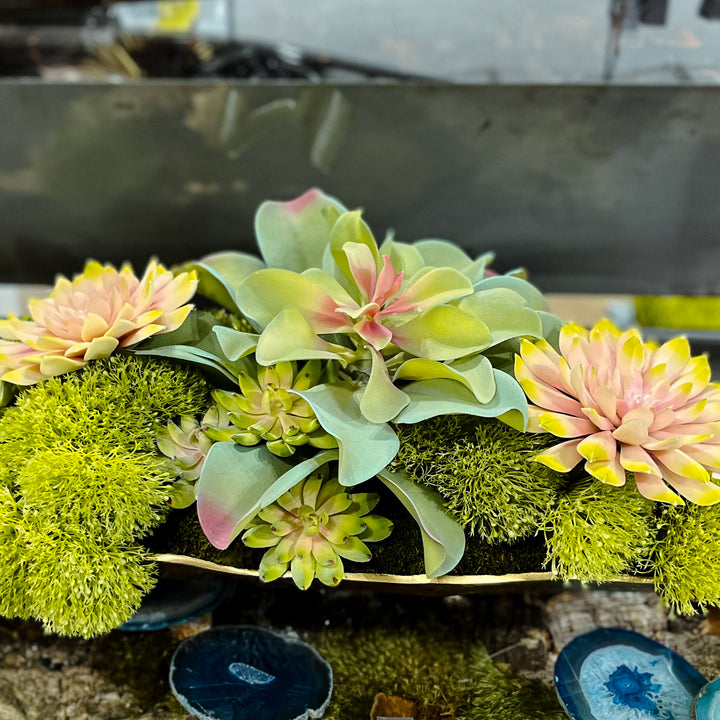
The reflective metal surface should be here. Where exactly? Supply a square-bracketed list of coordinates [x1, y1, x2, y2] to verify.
[1, 81, 719, 293]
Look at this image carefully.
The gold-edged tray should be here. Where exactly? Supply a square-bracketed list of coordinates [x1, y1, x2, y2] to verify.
[153, 553, 654, 595]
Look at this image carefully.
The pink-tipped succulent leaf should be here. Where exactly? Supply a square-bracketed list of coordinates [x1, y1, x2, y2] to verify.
[516, 319, 720, 505]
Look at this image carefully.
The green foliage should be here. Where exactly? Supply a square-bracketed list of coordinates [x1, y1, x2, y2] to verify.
[391, 416, 564, 543]
[207, 306, 255, 334]
[22, 525, 156, 636]
[543, 476, 657, 582]
[652, 503, 720, 614]
[306, 625, 565, 720]
[0, 354, 210, 636]
[18, 449, 171, 544]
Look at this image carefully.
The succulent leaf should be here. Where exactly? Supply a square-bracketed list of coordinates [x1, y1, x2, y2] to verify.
[211, 360, 337, 457]
[242, 468, 392, 589]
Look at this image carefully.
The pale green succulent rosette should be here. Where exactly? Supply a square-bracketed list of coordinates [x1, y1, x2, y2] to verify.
[211, 359, 338, 457]
[142, 189, 561, 581]
[243, 464, 393, 590]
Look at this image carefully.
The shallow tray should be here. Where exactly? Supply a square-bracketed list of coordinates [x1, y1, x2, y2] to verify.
[154, 553, 654, 596]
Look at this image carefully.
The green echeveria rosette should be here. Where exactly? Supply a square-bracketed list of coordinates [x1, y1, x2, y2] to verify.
[211, 359, 338, 457]
[243, 466, 393, 589]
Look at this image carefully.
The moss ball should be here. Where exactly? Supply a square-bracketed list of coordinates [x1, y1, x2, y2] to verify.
[391, 416, 564, 543]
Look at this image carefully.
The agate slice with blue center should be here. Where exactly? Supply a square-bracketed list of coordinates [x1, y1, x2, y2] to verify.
[555, 627, 706, 720]
[693, 678, 720, 720]
[169, 625, 333, 720]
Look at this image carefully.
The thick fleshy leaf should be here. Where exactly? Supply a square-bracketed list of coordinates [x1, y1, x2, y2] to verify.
[394, 371, 529, 431]
[472, 275, 547, 311]
[133, 309, 253, 382]
[196, 443, 291, 549]
[255, 188, 346, 272]
[176, 259, 257, 317]
[377, 467, 465, 578]
[329, 211, 380, 295]
[387, 267, 473, 314]
[135, 344, 239, 385]
[391, 306, 491, 361]
[411, 239, 473, 271]
[255, 306, 356, 366]
[236, 269, 347, 333]
[213, 326, 259, 361]
[291, 384, 399, 486]
[359, 348, 410, 423]
[458, 287, 543, 348]
[379, 237, 425, 278]
[394, 354, 496, 404]
[196, 442, 339, 549]
[198, 251, 266, 304]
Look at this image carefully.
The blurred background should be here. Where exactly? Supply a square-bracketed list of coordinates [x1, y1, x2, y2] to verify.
[1, 0, 720, 296]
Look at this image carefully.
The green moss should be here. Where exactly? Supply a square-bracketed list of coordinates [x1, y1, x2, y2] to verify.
[0, 354, 210, 636]
[544, 476, 657, 582]
[305, 624, 565, 720]
[653, 503, 720, 614]
[23, 526, 157, 636]
[391, 416, 564, 543]
[0, 487, 30, 620]
[18, 449, 172, 544]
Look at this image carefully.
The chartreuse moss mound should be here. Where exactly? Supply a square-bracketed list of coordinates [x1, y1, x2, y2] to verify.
[0, 354, 209, 636]
[653, 502, 720, 614]
[307, 625, 566, 720]
[543, 476, 657, 582]
[391, 416, 565, 543]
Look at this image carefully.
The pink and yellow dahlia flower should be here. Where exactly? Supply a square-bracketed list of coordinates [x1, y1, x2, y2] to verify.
[516, 319, 720, 505]
[0, 260, 197, 385]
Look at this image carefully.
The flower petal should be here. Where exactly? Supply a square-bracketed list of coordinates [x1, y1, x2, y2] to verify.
[655, 466, 720, 505]
[654, 449, 710, 484]
[577, 430, 616, 462]
[619, 445, 662, 476]
[532, 439, 582, 472]
[537, 411, 596, 438]
[585, 455, 626, 486]
[633, 472, 684, 504]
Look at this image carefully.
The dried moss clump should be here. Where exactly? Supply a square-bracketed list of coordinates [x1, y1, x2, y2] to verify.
[0, 354, 210, 636]
[391, 416, 564, 543]
[306, 625, 565, 720]
[543, 476, 657, 582]
[652, 503, 720, 614]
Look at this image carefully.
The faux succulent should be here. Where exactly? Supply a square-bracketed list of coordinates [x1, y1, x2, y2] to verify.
[242, 466, 393, 589]
[157, 407, 232, 508]
[212, 360, 337, 457]
[517, 319, 720, 505]
[0, 260, 197, 385]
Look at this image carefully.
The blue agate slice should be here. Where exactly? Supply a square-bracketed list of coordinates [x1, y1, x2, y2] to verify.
[169, 626, 333, 720]
[555, 627, 706, 720]
[693, 678, 720, 720]
[120, 576, 234, 631]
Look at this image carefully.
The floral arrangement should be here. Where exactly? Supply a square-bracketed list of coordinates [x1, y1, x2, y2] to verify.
[2, 188, 720, 637]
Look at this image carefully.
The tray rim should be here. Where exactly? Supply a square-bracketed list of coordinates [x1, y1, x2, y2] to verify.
[153, 553, 654, 588]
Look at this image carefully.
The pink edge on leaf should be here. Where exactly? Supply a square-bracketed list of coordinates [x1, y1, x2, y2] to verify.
[282, 188, 323, 214]
[196, 496, 240, 550]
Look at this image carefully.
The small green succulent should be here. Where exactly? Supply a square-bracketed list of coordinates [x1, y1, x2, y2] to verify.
[157, 408, 227, 508]
[243, 466, 393, 589]
[212, 359, 337, 457]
